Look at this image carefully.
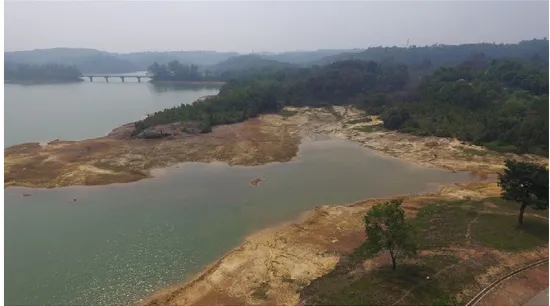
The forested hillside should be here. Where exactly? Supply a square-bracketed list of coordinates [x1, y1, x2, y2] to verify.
[376, 58, 548, 154]
[6, 39, 546, 75]
[5, 62, 82, 83]
[311, 39, 548, 71]
[4, 48, 138, 74]
[135, 39, 548, 155]
[4, 48, 357, 73]
[209, 55, 295, 73]
[253, 49, 363, 64]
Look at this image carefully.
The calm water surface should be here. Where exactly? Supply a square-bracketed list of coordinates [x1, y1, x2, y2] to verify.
[4, 81, 219, 147]
[5, 82, 479, 305]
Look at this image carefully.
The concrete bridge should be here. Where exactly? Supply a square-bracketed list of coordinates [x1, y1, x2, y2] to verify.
[81, 75, 153, 83]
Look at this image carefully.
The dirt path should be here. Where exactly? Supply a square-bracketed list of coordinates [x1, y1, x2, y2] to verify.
[475, 263, 549, 306]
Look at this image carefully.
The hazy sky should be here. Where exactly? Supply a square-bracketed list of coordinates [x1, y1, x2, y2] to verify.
[5, 1, 549, 53]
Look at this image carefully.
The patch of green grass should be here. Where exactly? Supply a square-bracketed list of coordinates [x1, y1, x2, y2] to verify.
[413, 201, 477, 249]
[299, 198, 548, 305]
[354, 124, 386, 133]
[482, 141, 518, 153]
[483, 197, 549, 217]
[472, 213, 549, 251]
[279, 109, 298, 118]
[301, 255, 461, 305]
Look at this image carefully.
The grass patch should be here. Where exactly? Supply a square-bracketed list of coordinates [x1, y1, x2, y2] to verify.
[279, 109, 298, 118]
[413, 201, 477, 249]
[472, 213, 549, 251]
[299, 198, 548, 305]
[482, 141, 518, 153]
[301, 255, 461, 305]
[354, 124, 386, 133]
[483, 197, 549, 217]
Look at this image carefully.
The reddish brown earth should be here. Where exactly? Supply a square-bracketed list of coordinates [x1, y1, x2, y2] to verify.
[476, 263, 548, 306]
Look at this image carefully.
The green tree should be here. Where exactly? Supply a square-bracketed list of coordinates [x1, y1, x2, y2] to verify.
[498, 160, 549, 226]
[363, 199, 417, 270]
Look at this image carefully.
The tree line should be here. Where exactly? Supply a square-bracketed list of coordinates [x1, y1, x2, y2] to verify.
[135, 52, 548, 156]
[5, 62, 82, 83]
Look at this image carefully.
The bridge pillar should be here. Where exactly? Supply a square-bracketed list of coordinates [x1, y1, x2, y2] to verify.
[120, 76, 125, 83]
[104, 76, 109, 82]
[88, 76, 94, 82]
[137, 76, 142, 83]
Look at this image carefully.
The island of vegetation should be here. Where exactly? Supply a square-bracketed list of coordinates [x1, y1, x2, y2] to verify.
[5, 38, 549, 306]
[4, 62, 83, 84]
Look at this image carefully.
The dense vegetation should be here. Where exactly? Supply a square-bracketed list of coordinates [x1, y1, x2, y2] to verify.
[209, 55, 294, 74]
[4, 62, 82, 83]
[147, 61, 203, 82]
[5, 48, 138, 74]
[313, 38, 548, 69]
[375, 57, 549, 154]
[135, 39, 548, 155]
[146, 56, 297, 82]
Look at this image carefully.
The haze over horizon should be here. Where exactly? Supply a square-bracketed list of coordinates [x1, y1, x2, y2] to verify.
[5, 1, 549, 54]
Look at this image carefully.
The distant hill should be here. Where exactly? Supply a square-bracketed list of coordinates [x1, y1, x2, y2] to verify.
[4, 48, 240, 74]
[209, 55, 295, 73]
[117, 51, 240, 70]
[310, 39, 549, 69]
[257, 49, 364, 64]
[4, 48, 363, 74]
[4, 48, 138, 74]
[6, 40, 546, 75]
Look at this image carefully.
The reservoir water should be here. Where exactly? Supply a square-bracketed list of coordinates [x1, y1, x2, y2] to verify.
[4, 81, 220, 147]
[4, 82, 480, 305]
